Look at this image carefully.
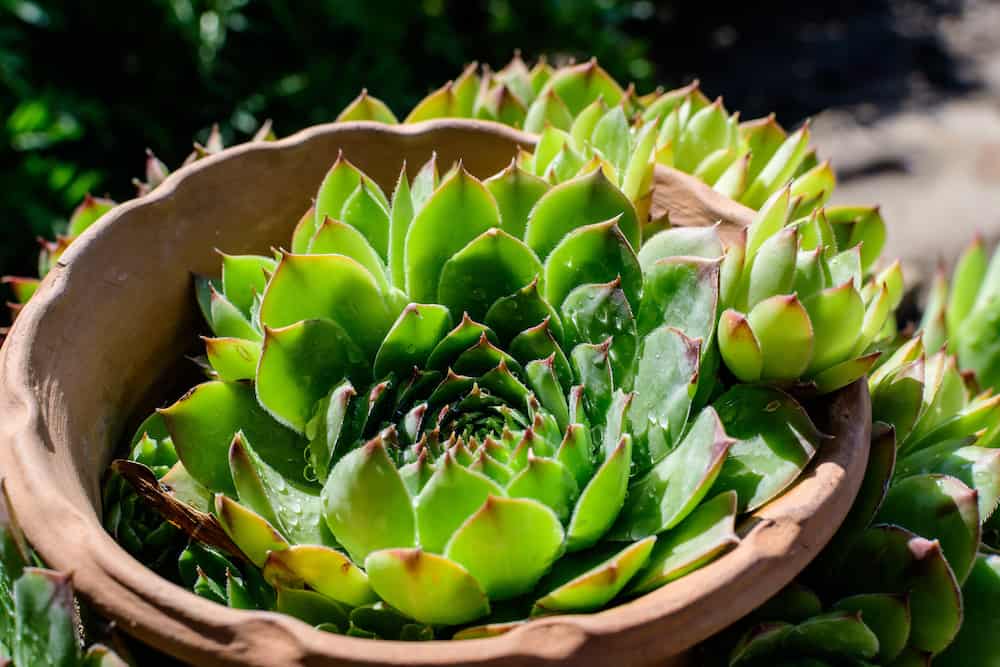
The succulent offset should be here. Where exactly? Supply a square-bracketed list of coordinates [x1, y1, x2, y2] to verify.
[101, 137, 877, 638]
[0, 482, 127, 667]
[705, 263, 1000, 665]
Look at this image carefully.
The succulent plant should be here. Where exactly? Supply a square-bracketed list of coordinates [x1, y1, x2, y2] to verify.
[104, 148, 854, 639]
[0, 481, 128, 667]
[701, 311, 1000, 664]
[716, 194, 891, 393]
[1, 122, 274, 330]
[919, 234, 1000, 392]
[344, 54, 836, 215]
[5, 55, 834, 327]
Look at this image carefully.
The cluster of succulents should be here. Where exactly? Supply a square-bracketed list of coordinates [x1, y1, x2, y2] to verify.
[14, 52, 1000, 661]
[4, 55, 833, 329]
[0, 482, 127, 667]
[704, 273, 1000, 664]
[100, 131, 887, 638]
[919, 235, 1000, 390]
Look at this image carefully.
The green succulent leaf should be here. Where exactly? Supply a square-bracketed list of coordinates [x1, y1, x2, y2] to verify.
[365, 549, 489, 626]
[228, 432, 328, 546]
[322, 436, 416, 563]
[215, 494, 288, 567]
[712, 385, 822, 512]
[264, 544, 376, 608]
[161, 381, 308, 494]
[374, 303, 452, 379]
[415, 453, 505, 553]
[525, 168, 640, 261]
[257, 319, 368, 433]
[437, 228, 543, 321]
[532, 537, 656, 616]
[275, 585, 350, 631]
[874, 474, 980, 584]
[204, 337, 261, 382]
[12, 569, 79, 667]
[935, 554, 1000, 666]
[832, 593, 911, 663]
[566, 435, 632, 551]
[629, 326, 701, 470]
[260, 253, 395, 358]
[629, 490, 739, 594]
[405, 167, 501, 301]
[614, 407, 734, 539]
[544, 218, 642, 312]
[832, 525, 962, 654]
[445, 496, 564, 600]
[561, 278, 638, 385]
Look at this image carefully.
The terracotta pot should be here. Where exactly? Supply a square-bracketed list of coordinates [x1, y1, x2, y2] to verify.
[0, 119, 870, 667]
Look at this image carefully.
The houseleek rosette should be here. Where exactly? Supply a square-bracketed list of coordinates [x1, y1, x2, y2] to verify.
[4, 55, 841, 323]
[107, 151, 839, 638]
[705, 320, 1000, 664]
[0, 482, 128, 667]
[346, 54, 837, 214]
[716, 194, 893, 393]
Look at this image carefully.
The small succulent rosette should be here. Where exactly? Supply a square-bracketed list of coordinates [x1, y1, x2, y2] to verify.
[713, 319, 1000, 665]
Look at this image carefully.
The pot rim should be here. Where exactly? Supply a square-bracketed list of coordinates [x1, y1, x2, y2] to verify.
[0, 119, 869, 666]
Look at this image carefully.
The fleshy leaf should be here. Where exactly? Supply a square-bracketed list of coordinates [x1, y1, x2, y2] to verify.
[484, 162, 550, 239]
[834, 525, 962, 654]
[712, 385, 822, 511]
[203, 337, 261, 382]
[832, 593, 911, 663]
[215, 495, 288, 567]
[308, 217, 389, 292]
[561, 278, 638, 386]
[747, 294, 814, 381]
[257, 319, 368, 433]
[543, 218, 642, 311]
[336, 89, 398, 124]
[437, 228, 543, 321]
[404, 167, 501, 301]
[365, 549, 489, 625]
[506, 455, 579, 522]
[874, 474, 980, 584]
[935, 554, 1000, 666]
[638, 227, 724, 271]
[322, 436, 416, 562]
[374, 303, 452, 379]
[260, 253, 394, 358]
[629, 490, 739, 594]
[614, 407, 733, 539]
[532, 537, 656, 616]
[718, 310, 763, 383]
[161, 381, 308, 494]
[484, 277, 562, 345]
[629, 326, 701, 470]
[525, 168, 640, 260]
[539, 59, 624, 115]
[445, 496, 564, 600]
[11, 569, 79, 667]
[415, 453, 504, 553]
[220, 253, 276, 317]
[566, 435, 632, 551]
[638, 256, 720, 343]
[264, 544, 376, 607]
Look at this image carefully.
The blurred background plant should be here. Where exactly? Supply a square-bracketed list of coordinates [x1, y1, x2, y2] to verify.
[0, 0, 971, 283]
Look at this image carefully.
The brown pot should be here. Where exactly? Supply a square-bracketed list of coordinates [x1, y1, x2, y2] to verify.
[0, 120, 870, 667]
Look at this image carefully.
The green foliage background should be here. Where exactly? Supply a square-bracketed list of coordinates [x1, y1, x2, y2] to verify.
[0, 0, 665, 279]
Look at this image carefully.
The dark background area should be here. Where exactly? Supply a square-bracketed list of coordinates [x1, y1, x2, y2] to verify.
[0, 0, 974, 280]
